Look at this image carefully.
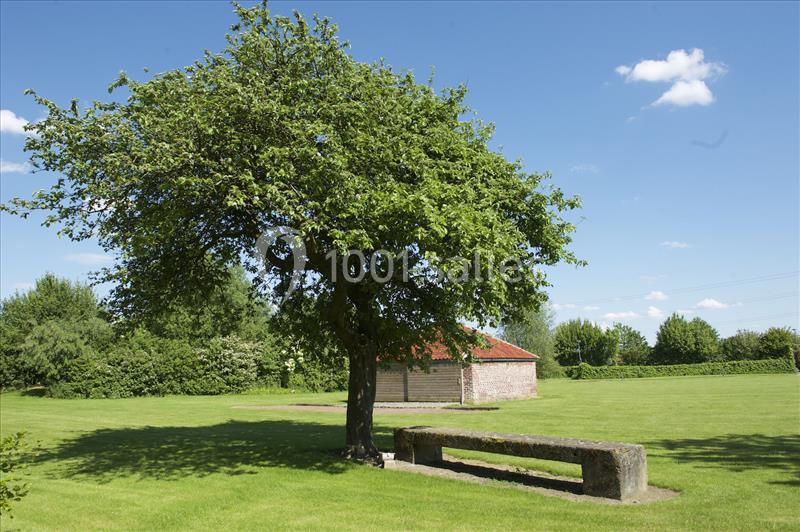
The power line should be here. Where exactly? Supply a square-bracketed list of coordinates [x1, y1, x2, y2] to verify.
[563, 270, 799, 306]
[712, 312, 800, 326]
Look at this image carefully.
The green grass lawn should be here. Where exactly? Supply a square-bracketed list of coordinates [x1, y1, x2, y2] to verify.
[1, 374, 798, 530]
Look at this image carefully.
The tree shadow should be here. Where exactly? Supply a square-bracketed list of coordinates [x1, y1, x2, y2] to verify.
[36, 420, 394, 482]
[648, 433, 800, 487]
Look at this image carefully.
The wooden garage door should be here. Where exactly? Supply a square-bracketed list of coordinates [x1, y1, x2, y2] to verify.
[375, 366, 405, 401]
[407, 364, 462, 402]
[376, 363, 463, 402]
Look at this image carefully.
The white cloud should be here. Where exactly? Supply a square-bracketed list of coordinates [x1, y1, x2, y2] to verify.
[615, 65, 632, 76]
[603, 311, 639, 320]
[646, 306, 664, 318]
[653, 79, 714, 107]
[552, 303, 577, 310]
[645, 290, 669, 301]
[619, 49, 725, 83]
[64, 253, 113, 266]
[0, 160, 30, 174]
[660, 241, 690, 249]
[615, 48, 725, 107]
[583, 305, 600, 311]
[695, 298, 729, 310]
[0, 109, 31, 135]
[569, 163, 599, 174]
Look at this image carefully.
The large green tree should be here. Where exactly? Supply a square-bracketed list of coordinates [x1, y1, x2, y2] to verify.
[720, 329, 761, 361]
[500, 305, 563, 378]
[553, 319, 617, 366]
[0, 274, 112, 387]
[652, 314, 720, 364]
[757, 327, 798, 361]
[3, 4, 579, 458]
[611, 323, 650, 365]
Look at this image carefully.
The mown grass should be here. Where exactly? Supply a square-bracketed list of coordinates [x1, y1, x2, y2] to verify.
[1, 374, 798, 530]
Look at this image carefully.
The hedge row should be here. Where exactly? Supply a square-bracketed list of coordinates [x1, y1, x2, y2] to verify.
[566, 357, 796, 380]
[50, 336, 269, 398]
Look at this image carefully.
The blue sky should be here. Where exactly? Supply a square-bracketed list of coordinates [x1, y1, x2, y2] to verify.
[1, 1, 798, 342]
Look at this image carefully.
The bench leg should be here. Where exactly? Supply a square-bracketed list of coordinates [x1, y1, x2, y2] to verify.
[394, 427, 443, 464]
[411, 443, 442, 464]
[582, 448, 647, 500]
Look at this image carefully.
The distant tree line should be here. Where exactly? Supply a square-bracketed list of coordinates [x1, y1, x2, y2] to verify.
[502, 307, 799, 376]
[0, 272, 348, 397]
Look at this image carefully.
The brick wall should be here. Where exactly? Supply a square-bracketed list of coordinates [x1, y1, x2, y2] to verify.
[463, 361, 537, 403]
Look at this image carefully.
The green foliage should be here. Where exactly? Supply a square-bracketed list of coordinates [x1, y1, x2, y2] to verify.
[553, 319, 618, 366]
[720, 329, 761, 361]
[0, 270, 347, 397]
[612, 323, 651, 365]
[652, 314, 720, 364]
[131, 267, 272, 343]
[0, 274, 111, 387]
[3, 2, 580, 377]
[756, 327, 798, 360]
[51, 335, 264, 398]
[500, 305, 564, 378]
[567, 358, 795, 379]
[0, 432, 30, 517]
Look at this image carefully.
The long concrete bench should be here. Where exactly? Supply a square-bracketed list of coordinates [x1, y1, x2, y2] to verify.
[394, 426, 648, 500]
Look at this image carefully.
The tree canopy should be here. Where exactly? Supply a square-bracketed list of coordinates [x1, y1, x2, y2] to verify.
[3, 3, 580, 457]
[652, 314, 720, 365]
[500, 304, 563, 378]
[553, 319, 617, 366]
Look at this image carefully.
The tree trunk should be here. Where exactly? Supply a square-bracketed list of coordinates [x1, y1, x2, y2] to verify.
[345, 340, 380, 460]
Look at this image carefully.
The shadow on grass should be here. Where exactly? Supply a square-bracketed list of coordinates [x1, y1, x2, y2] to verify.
[649, 433, 800, 486]
[37, 420, 394, 481]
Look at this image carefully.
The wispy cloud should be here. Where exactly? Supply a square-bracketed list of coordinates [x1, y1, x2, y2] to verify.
[583, 305, 600, 311]
[603, 311, 639, 320]
[64, 253, 113, 266]
[569, 163, 599, 174]
[552, 303, 577, 311]
[0, 160, 30, 174]
[615, 49, 726, 107]
[0, 109, 31, 135]
[660, 241, 690, 249]
[646, 306, 664, 318]
[645, 290, 669, 301]
[695, 298, 729, 310]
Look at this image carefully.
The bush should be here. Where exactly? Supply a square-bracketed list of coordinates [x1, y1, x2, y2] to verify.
[50, 335, 265, 398]
[567, 358, 795, 379]
[0, 432, 30, 518]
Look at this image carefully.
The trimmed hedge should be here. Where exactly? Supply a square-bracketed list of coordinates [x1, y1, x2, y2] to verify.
[566, 357, 796, 380]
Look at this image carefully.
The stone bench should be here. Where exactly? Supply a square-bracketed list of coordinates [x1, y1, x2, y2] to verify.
[394, 426, 648, 500]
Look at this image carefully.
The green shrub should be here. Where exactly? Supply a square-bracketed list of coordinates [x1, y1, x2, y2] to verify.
[567, 358, 796, 379]
[0, 432, 30, 518]
[51, 335, 268, 398]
